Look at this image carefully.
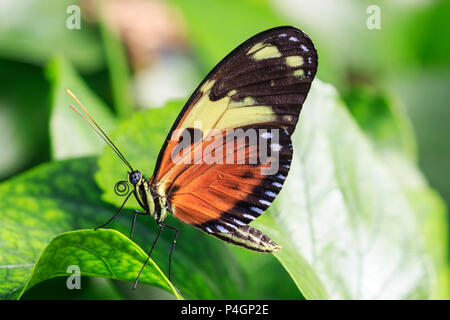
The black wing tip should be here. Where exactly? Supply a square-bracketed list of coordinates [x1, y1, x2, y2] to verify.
[254, 25, 318, 59]
[254, 25, 314, 39]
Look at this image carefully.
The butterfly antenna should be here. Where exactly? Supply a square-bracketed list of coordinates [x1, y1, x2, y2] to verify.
[66, 89, 134, 171]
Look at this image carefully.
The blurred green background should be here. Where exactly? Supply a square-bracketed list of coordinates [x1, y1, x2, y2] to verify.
[0, 0, 449, 299]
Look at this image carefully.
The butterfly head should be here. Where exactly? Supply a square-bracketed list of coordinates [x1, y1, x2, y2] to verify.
[128, 170, 142, 186]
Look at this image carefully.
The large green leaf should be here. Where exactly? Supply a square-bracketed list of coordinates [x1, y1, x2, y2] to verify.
[0, 157, 296, 299]
[47, 56, 116, 160]
[385, 155, 449, 299]
[257, 80, 435, 299]
[344, 85, 449, 299]
[97, 79, 438, 299]
[21, 229, 181, 299]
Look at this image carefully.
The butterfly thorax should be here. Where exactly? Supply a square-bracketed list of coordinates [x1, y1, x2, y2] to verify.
[133, 177, 168, 223]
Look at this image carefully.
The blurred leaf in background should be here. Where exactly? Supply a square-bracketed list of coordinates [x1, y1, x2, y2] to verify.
[168, 0, 285, 73]
[343, 86, 417, 160]
[0, 59, 50, 180]
[0, 0, 107, 180]
[47, 56, 116, 160]
[0, 0, 104, 72]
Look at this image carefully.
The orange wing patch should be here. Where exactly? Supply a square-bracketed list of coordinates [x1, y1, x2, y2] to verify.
[167, 127, 292, 226]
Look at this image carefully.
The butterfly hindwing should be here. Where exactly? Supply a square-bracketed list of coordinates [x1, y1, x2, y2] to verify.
[150, 26, 317, 252]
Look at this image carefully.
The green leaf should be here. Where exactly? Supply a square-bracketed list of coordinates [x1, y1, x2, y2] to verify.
[47, 56, 117, 160]
[0, 156, 293, 299]
[0, 0, 104, 72]
[0, 157, 117, 299]
[344, 85, 449, 299]
[0, 157, 181, 299]
[21, 277, 126, 300]
[390, 156, 450, 299]
[254, 215, 327, 299]
[254, 80, 436, 299]
[21, 229, 181, 299]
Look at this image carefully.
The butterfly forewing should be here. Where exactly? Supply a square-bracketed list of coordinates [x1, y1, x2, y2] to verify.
[150, 26, 317, 252]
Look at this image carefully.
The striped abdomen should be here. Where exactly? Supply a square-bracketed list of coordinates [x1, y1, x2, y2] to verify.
[213, 225, 281, 253]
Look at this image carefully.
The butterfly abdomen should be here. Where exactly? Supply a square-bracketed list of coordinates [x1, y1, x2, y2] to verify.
[215, 224, 281, 253]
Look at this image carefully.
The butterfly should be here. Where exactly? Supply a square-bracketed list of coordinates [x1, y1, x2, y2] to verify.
[67, 26, 317, 289]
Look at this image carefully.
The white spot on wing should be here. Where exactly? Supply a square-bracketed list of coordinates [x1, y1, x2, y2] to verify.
[224, 222, 238, 230]
[259, 199, 272, 206]
[261, 132, 272, 139]
[216, 225, 229, 233]
[205, 226, 213, 233]
[265, 190, 277, 198]
[289, 36, 299, 42]
[277, 174, 286, 180]
[250, 206, 264, 214]
[272, 181, 282, 188]
[271, 143, 282, 152]
[232, 217, 246, 226]
[279, 33, 287, 38]
[300, 44, 309, 52]
[243, 213, 257, 220]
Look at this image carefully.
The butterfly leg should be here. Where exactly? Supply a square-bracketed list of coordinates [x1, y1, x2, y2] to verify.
[129, 209, 150, 239]
[133, 223, 164, 290]
[160, 223, 178, 284]
[95, 192, 132, 231]
[129, 211, 138, 239]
